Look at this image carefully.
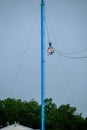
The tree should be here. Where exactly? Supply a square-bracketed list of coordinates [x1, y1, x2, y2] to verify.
[0, 98, 87, 130]
[45, 98, 57, 130]
[0, 100, 7, 127]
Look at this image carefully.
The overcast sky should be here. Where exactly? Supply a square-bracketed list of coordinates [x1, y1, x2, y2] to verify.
[0, 0, 87, 117]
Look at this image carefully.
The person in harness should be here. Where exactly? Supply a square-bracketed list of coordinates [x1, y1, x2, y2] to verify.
[47, 42, 54, 55]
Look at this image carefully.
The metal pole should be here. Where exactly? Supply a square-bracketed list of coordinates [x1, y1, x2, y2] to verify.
[41, 0, 45, 130]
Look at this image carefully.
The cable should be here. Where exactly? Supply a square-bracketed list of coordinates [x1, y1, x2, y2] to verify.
[45, 18, 50, 42]
[57, 56, 77, 105]
[60, 48, 87, 55]
[45, 13, 59, 47]
[10, 5, 40, 97]
[54, 48, 87, 59]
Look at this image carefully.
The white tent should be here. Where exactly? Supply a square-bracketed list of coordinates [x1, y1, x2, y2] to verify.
[0, 123, 39, 130]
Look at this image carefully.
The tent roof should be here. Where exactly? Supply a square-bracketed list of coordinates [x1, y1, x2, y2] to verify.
[0, 123, 35, 130]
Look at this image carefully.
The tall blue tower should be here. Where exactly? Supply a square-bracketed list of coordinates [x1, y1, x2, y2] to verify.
[41, 0, 45, 130]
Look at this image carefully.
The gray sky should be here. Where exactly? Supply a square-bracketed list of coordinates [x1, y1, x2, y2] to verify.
[0, 0, 87, 117]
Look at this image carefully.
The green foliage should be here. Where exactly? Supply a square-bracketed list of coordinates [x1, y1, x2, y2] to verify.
[0, 98, 87, 130]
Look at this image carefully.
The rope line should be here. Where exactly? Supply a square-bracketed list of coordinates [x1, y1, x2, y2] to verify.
[59, 48, 87, 55]
[54, 48, 87, 59]
[45, 18, 50, 42]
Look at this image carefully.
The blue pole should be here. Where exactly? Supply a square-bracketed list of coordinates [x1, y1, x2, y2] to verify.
[41, 0, 45, 130]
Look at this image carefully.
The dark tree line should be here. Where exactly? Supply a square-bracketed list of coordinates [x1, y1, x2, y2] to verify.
[0, 98, 87, 130]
